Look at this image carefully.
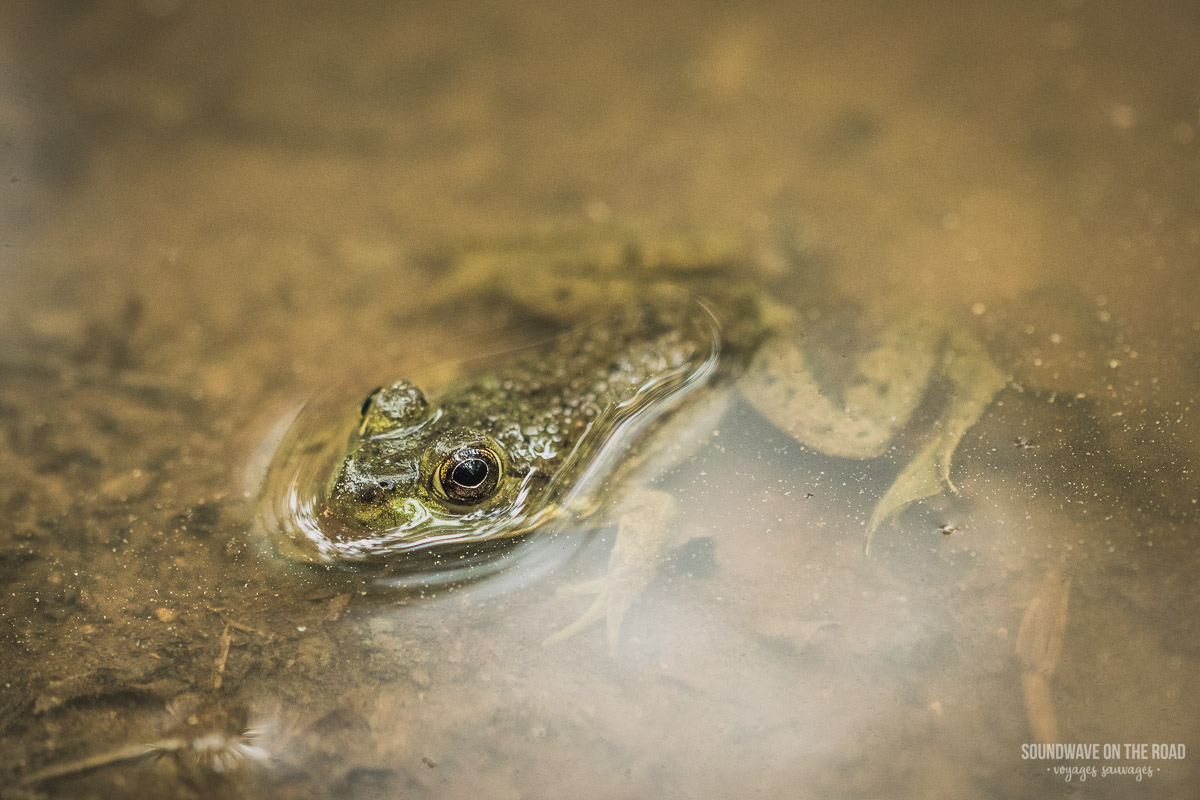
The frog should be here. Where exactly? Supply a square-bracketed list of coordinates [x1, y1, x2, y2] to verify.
[269, 229, 1010, 652]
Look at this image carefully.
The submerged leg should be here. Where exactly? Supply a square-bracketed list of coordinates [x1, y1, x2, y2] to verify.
[864, 327, 1008, 552]
[741, 314, 1008, 553]
[545, 489, 679, 654]
[741, 314, 942, 459]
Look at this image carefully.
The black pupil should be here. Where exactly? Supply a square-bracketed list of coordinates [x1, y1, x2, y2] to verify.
[451, 458, 489, 489]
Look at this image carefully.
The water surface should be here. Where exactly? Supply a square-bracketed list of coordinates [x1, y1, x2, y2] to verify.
[1, 1, 1199, 798]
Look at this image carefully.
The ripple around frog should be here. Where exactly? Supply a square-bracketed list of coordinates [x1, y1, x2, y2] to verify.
[254, 307, 722, 593]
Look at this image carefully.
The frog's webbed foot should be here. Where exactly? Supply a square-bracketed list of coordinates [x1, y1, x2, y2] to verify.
[864, 327, 1008, 553]
[544, 489, 679, 654]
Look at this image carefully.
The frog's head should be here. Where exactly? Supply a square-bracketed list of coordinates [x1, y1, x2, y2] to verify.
[323, 381, 534, 555]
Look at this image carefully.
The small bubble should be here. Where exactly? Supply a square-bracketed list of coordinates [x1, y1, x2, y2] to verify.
[1108, 104, 1135, 129]
[585, 198, 612, 224]
[971, 302, 987, 315]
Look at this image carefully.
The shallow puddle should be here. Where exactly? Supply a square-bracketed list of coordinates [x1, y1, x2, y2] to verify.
[1, 1, 1198, 798]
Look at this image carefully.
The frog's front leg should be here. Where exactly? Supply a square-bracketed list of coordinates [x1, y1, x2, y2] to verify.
[545, 489, 679, 654]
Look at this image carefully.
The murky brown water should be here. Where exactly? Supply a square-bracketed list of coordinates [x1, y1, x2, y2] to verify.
[2, 1, 1199, 798]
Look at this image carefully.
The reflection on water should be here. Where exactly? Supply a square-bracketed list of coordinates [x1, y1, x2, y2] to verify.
[2, 1, 1200, 798]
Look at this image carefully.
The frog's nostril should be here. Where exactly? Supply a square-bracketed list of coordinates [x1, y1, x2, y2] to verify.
[377, 480, 394, 491]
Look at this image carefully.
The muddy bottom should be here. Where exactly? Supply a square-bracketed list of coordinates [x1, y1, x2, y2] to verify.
[1, 1, 1199, 798]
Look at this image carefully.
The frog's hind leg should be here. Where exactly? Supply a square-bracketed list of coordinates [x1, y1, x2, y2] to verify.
[864, 326, 1009, 552]
[742, 314, 1008, 554]
[544, 489, 679, 654]
[741, 314, 943, 459]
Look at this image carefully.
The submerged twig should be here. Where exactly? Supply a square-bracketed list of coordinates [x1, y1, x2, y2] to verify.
[20, 729, 268, 787]
[19, 743, 154, 786]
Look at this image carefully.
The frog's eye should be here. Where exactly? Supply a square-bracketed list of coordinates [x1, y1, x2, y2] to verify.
[435, 446, 502, 504]
[359, 386, 383, 417]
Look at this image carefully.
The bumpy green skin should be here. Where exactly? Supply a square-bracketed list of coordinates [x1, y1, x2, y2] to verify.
[323, 298, 727, 558]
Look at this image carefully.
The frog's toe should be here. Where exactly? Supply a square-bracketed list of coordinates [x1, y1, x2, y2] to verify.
[545, 489, 679, 653]
[554, 577, 608, 598]
[543, 581, 608, 646]
[543, 577, 630, 655]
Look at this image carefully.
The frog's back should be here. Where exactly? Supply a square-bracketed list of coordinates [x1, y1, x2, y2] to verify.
[434, 298, 726, 496]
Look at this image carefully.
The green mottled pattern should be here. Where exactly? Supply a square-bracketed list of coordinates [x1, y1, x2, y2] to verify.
[321, 297, 723, 558]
